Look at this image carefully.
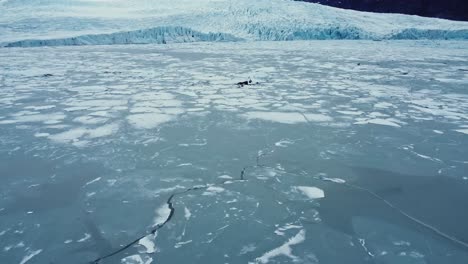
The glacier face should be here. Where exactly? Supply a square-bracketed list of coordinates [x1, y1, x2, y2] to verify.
[1, 0, 468, 46]
[4, 26, 240, 47]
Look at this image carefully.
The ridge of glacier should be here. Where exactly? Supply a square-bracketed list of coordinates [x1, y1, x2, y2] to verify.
[1, 0, 468, 47]
[3, 26, 240, 47]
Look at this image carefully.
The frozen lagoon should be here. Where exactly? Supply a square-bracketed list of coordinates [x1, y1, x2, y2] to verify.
[0, 41, 468, 264]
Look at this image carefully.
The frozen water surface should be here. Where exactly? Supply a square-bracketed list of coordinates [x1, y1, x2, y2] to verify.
[0, 41, 468, 264]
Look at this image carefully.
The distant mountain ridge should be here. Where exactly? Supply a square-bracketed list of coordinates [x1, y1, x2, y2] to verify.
[297, 0, 468, 21]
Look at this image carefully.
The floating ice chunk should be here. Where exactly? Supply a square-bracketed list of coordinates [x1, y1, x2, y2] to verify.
[139, 234, 156, 254]
[127, 113, 174, 129]
[303, 113, 333, 122]
[19, 249, 42, 264]
[48, 127, 88, 143]
[253, 230, 306, 264]
[77, 233, 91, 242]
[295, 186, 325, 199]
[337, 110, 363, 116]
[25, 105, 55, 111]
[34, 133, 50, 137]
[161, 108, 185, 115]
[174, 240, 192, 248]
[85, 177, 102, 186]
[184, 207, 191, 220]
[153, 204, 171, 227]
[73, 115, 108, 125]
[243, 111, 306, 124]
[64, 106, 90, 112]
[408, 251, 425, 258]
[275, 224, 302, 236]
[5, 113, 66, 124]
[178, 140, 207, 147]
[177, 163, 192, 167]
[89, 111, 110, 117]
[275, 139, 294, 147]
[455, 129, 468, 135]
[412, 152, 441, 162]
[374, 102, 394, 109]
[393, 240, 411, 246]
[240, 244, 257, 255]
[208, 186, 225, 192]
[320, 177, 346, 184]
[202, 186, 225, 196]
[243, 111, 332, 124]
[121, 254, 153, 264]
[354, 118, 401, 127]
[130, 107, 162, 114]
[0, 119, 16, 124]
[153, 185, 185, 194]
[87, 123, 120, 138]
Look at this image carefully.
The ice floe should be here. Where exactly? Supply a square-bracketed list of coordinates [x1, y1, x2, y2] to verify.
[127, 113, 174, 129]
[19, 249, 42, 264]
[77, 233, 91, 242]
[153, 204, 171, 227]
[121, 254, 153, 264]
[295, 186, 325, 199]
[184, 207, 191, 220]
[202, 186, 225, 196]
[252, 230, 306, 263]
[138, 234, 157, 254]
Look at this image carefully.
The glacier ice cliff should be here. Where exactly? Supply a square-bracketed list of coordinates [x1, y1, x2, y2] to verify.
[1, 0, 468, 47]
[3, 27, 240, 47]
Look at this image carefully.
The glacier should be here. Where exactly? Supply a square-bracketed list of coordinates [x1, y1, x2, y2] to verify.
[4, 26, 240, 47]
[1, 0, 468, 47]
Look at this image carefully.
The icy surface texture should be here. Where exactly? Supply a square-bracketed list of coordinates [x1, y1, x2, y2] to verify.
[0, 41, 468, 264]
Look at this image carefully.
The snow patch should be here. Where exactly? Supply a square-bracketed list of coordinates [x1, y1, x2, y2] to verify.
[295, 186, 325, 199]
[153, 204, 171, 227]
[275, 139, 295, 147]
[243, 112, 306, 124]
[455, 129, 468, 135]
[127, 113, 174, 129]
[252, 229, 306, 264]
[174, 240, 192, 248]
[77, 233, 91, 242]
[354, 118, 402, 127]
[184, 207, 191, 220]
[138, 234, 156, 254]
[320, 177, 346, 184]
[19, 249, 42, 264]
[121, 254, 153, 264]
[85, 177, 102, 186]
[202, 186, 225, 196]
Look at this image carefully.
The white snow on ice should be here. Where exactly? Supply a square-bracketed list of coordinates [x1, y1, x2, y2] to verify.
[295, 186, 325, 199]
[153, 204, 171, 227]
[252, 229, 306, 263]
[138, 234, 157, 254]
[19, 249, 43, 264]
